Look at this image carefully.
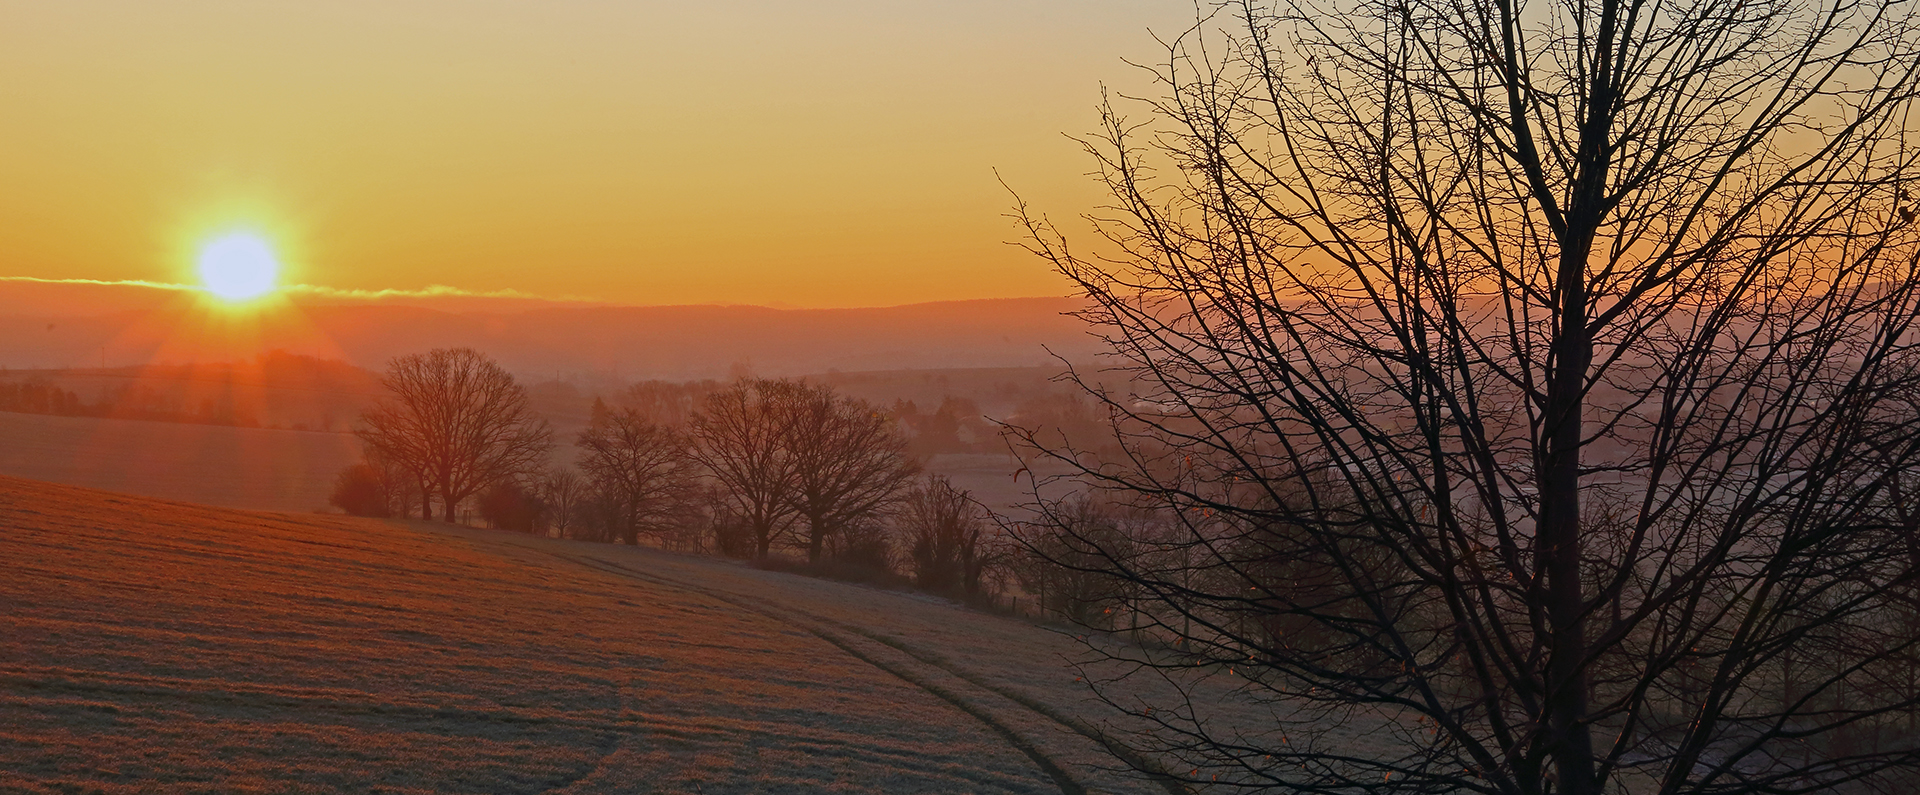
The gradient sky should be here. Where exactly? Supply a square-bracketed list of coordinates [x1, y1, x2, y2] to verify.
[0, 1, 1190, 308]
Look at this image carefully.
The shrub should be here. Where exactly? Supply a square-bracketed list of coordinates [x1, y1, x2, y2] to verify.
[476, 481, 541, 533]
[329, 464, 392, 518]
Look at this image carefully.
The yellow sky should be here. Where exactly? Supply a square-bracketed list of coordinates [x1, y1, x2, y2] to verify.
[0, 1, 1186, 308]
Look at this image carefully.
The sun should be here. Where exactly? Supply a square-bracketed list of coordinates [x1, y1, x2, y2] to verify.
[197, 233, 281, 301]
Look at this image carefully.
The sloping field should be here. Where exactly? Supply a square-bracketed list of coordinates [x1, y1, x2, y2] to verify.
[0, 475, 1219, 794]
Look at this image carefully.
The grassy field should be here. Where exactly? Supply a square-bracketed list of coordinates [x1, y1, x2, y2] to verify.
[0, 475, 1242, 794]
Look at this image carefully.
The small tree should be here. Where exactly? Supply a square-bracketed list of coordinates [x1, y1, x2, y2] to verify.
[364, 445, 427, 519]
[823, 518, 898, 580]
[357, 348, 552, 523]
[903, 475, 1001, 596]
[1013, 497, 1139, 627]
[536, 468, 587, 537]
[571, 489, 622, 544]
[476, 480, 541, 532]
[328, 463, 392, 518]
[708, 500, 757, 558]
[329, 450, 426, 519]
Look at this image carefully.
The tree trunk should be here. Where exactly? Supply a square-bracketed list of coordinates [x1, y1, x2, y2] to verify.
[1541, 213, 1601, 795]
[1541, 313, 1597, 795]
[805, 512, 827, 563]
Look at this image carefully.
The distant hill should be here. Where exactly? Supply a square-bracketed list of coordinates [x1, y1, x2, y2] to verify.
[0, 280, 1098, 379]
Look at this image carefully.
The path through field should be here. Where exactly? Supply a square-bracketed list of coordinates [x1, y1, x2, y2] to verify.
[0, 476, 1195, 794]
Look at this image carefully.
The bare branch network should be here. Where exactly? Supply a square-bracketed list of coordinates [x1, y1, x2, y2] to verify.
[1009, 0, 1920, 793]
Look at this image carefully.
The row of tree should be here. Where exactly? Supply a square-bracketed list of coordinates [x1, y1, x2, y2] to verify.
[330, 348, 1008, 596]
[0, 381, 87, 417]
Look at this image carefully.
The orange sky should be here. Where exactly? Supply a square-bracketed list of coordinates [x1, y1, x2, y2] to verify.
[0, 1, 1186, 308]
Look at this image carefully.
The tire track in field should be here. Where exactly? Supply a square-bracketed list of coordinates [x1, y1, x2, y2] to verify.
[817, 619, 1192, 795]
[547, 551, 1090, 795]
[556, 554, 1194, 795]
[531, 681, 628, 795]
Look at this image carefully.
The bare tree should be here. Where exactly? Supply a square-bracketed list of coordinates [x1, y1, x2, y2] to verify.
[358, 348, 552, 523]
[782, 382, 920, 563]
[903, 474, 1003, 596]
[1012, 496, 1145, 627]
[576, 407, 700, 546]
[1014, 1, 1920, 792]
[370, 445, 429, 520]
[689, 379, 800, 559]
[476, 479, 542, 532]
[537, 467, 588, 537]
[707, 489, 761, 558]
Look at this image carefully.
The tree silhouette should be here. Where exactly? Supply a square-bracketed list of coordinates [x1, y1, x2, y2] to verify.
[327, 463, 392, 518]
[1014, 1, 1920, 792]
[903, 474, 1002, 596]
[781, 382, 919, 564]
[576, 407, 700, 546]
[537, 467, 588, 537]
[690, 379, 801, 559]
[358, 348, 551, 523]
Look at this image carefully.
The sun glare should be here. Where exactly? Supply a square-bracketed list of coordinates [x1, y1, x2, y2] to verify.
[197, 233, 280, 301]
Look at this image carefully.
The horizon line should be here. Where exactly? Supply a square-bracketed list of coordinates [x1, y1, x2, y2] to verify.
[0, 276, 1072, 312]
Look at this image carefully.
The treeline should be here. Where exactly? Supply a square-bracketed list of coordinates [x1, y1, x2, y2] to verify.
[0, 381, 86, 416]
[330, 348, 1017, 599]
[0, 380, 264, 427]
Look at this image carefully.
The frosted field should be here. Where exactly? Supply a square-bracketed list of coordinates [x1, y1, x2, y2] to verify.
[0, 475, 1265, 794]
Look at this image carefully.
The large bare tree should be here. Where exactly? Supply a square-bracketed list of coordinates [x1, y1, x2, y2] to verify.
[781, 382, 919, 563]
[689, 379, 801, 559]
[1015, 1, 1920, 793]
[358, 348, 552, 523]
